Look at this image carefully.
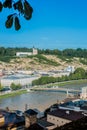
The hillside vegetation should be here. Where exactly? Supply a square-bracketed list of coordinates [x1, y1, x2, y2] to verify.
[0, 47, 87, 71]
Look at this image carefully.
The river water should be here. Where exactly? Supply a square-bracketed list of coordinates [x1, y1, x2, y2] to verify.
[0, 82, 87, 112]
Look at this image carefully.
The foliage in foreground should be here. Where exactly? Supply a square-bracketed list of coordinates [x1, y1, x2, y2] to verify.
[0, 0, 33, 30]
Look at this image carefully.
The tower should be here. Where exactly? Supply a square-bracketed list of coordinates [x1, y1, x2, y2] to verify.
[33, 47, 38, 55]
[80, 87, 87, 99]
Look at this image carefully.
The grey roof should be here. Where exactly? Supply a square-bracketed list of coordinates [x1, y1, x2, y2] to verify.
[38, 118, 54, 128]
[48, 109, 84, 121]
[0, 109, 24, 128]
[25, 109, 38, 115]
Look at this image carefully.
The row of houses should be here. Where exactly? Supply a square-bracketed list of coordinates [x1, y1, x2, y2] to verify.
[0, 107, 83, 130]
[0, 74, 39, 87]
[34, 66, 75, 77]
[0, 108, 40, 130]
[0, 65, 74, 87]
[38, 97, 87, 130]
[0, 97, 87, 130]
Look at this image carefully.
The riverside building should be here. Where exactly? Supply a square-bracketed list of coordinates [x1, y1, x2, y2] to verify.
[0, 74, 39, 87]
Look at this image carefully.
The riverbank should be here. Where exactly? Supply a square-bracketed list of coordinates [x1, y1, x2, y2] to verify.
[34, 79, 87, 88]
[0, 79, 87, 100]
[57, 79, 87, 87]
[0, 81, 87, 112]
[0, 91, 67, 112]
[0, 89, 27, 99]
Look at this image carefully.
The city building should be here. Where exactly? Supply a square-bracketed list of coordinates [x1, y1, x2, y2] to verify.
[47, 108, 84, 128]
[0, 109, 25, 129]
[0, 109, 41, 130]
[80, 87, 87, 99]
[16, 52, 32, 57]
[59, 99, 87, 112]
[16, 48, 38, 57]
[64, 66, 75, 73]
[24, 109, 38, 128]
[32, 47, 38, 55]
[0, 74, 39, 87]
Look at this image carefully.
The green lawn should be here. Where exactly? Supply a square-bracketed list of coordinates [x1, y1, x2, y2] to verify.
[34, 79, 87, 88]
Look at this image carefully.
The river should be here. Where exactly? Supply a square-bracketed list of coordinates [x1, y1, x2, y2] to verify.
[0, 82, 87, 112]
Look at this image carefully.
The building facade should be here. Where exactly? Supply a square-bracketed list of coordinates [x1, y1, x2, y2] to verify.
[16, 48, 38, 57]
[47, 109, 84, 127]
[80, 87, 87, 99]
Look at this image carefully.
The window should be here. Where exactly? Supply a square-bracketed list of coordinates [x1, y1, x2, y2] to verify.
[62, 121, 63, 123]
[53, 118, 55, 120]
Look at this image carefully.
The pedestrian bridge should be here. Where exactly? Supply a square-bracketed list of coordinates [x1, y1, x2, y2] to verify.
[30, 87, 81, 94]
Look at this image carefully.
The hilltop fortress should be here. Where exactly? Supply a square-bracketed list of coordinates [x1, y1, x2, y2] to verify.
[16, 47, 38, 57]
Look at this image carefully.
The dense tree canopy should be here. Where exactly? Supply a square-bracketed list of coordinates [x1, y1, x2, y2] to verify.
[10, 83, 22, 90]
[0, 47, 87, 58]
[0, 0, 33, 30]
[1, 47, 87, 63]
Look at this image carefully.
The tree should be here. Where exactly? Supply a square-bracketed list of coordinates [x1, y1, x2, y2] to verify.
[0, 83, 3, 90]
[10, 83, 22, 90]
[0, 0, 33, 30]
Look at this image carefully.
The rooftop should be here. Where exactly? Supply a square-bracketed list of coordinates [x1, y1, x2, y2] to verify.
[48, 108, 84, 121]
[0, 109, 25, 128]
[59, 99, 87, 111]
[25, 109, 38, 116]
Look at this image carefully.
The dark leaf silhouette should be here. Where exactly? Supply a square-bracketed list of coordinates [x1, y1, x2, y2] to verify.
[0, 0, 33, 30]
[24, 0, 33, 19]
[14, 16, 21, 31]
[5, 15, 13, 28]
[0, 2, 3, 12]
[3, 0, 12, 8]
[13, 0, 24, 13]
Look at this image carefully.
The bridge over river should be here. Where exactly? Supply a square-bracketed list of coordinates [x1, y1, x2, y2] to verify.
[30, 87, 81, 95]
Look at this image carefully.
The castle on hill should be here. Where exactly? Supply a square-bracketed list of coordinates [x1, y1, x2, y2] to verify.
[16, 47, 38, 57]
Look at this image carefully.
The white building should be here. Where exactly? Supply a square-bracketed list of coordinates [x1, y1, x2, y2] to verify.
[64, 66, 75, 73]
[32, 48, 38, 55]
[16, 48, 38, 57]
[16, 52, 32, 57]
[0, 74, 39, 87]
[80, 87, 87, 99]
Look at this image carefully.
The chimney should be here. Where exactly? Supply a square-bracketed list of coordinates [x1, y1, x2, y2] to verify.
[66, 111, 70, 114]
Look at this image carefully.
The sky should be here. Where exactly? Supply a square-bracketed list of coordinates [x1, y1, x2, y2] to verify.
[0, 0, 87, 50]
